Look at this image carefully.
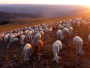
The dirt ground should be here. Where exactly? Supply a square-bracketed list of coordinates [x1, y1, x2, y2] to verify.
[0, 24, 90, 68]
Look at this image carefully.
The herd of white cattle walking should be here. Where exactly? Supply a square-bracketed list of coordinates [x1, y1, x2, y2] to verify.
[0, 17, 90, 64]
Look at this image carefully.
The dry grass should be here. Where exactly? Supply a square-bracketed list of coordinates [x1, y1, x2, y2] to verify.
[0, 13, 90, 68]
[0, 13, 88, 32]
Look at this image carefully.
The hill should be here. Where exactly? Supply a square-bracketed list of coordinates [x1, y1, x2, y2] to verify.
[0, 12, 89, 32]
[0, 11, 50, 22]
[0, 4, 84, 14]
[0, 4, 90, 22]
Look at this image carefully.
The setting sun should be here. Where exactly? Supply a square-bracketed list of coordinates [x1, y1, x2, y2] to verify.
[0, 0, 90, 6]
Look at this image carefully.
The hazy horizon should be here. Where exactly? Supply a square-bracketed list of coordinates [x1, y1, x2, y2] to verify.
[0, 4, 90, 8]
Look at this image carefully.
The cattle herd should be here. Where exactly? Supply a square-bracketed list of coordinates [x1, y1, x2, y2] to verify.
[0, 16, 90, 67]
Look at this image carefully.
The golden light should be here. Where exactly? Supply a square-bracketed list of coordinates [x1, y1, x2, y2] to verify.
[0, 0, 90, 6]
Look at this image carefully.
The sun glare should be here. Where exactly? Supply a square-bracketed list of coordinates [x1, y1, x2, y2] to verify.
[0, 0, 90, 6]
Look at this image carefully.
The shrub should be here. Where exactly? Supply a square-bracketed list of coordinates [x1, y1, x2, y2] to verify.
[0, 20, 11, 25]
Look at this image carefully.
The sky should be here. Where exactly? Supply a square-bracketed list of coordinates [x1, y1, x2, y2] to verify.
[0, 0, 90, 6]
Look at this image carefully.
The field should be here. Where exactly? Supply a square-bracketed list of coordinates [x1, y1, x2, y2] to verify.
[0, 13, 88, 32]
[0, 13, 90, 68]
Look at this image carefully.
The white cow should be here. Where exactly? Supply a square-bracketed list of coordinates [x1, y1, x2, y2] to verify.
[27, 31, 32, 35]
[69, 27, 73, 37]
[63, 28, 69, 38]
[52, 40, 62, 63]
[57, 30, 64, 40]
[39, 31, 44, 39]
[20, 35, 25, 46]
[7, 38, 19, 49]
[9, 34, 15, 42]
[23, 43, 32, 62]
[63, 28, 69, 35]
[88, 34, 90, 43]
[24, 30, 29, 35]
[58, 25, 64, 30]
[32, 33, 41, 44]
[73, 36, 85, 55]
[4, 34, 10, 43]
[77, 21, 80, 28]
